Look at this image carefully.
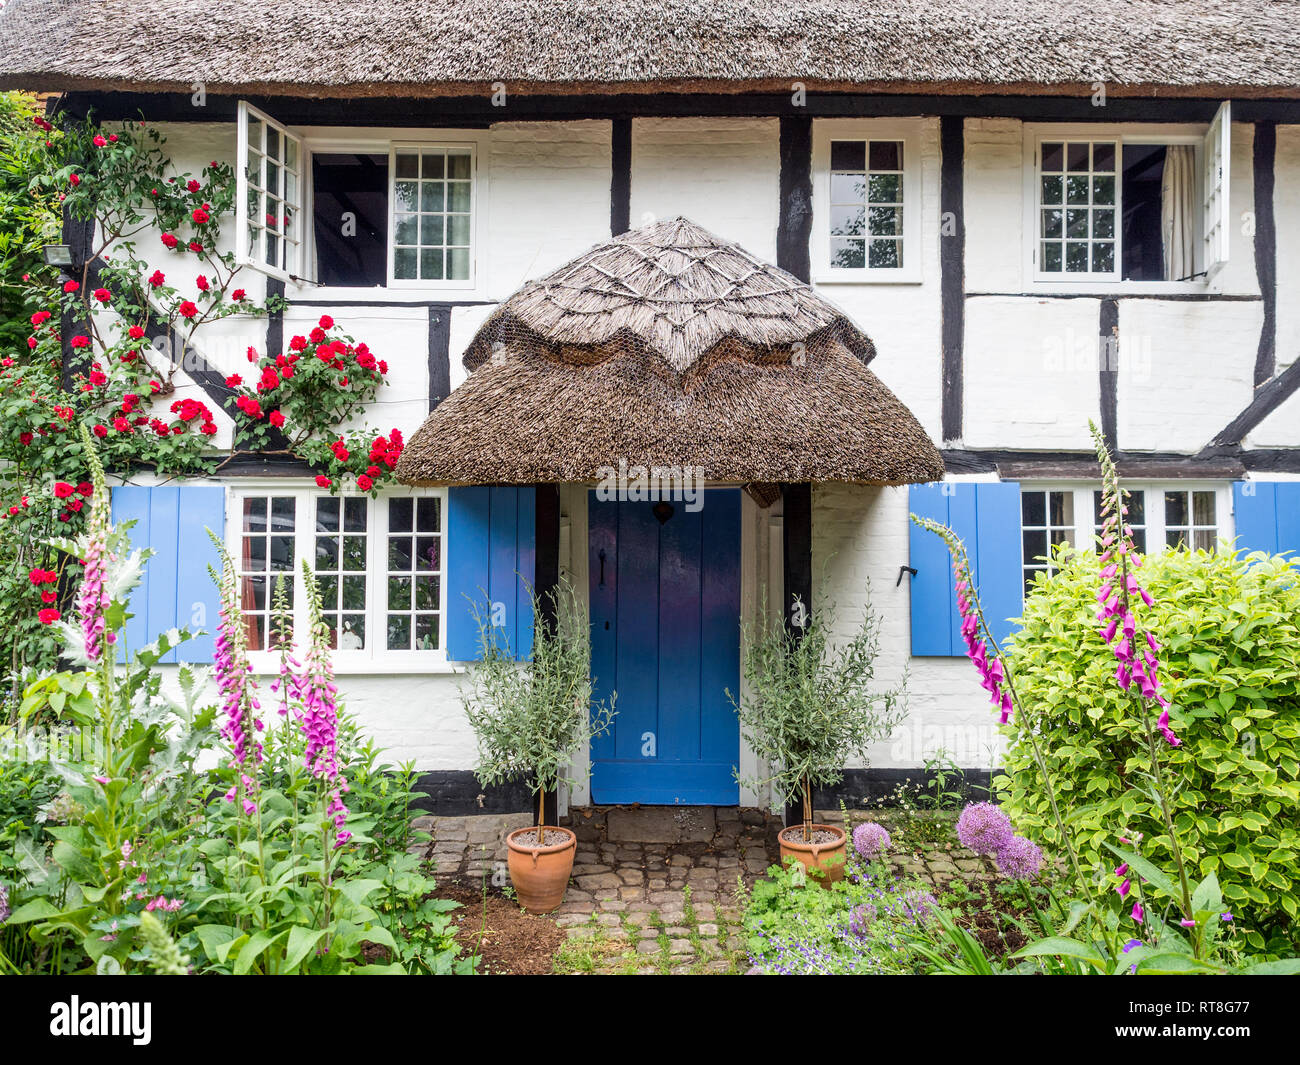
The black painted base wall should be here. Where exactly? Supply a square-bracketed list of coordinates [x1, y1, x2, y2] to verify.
[412, 767, 1001, 816]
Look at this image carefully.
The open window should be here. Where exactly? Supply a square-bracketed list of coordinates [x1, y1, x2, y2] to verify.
[1029, 108, 1231, 285]
[236, 102, 303, 279]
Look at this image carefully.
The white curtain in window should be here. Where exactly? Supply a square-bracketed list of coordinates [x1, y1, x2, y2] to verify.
[1161, 145, 1196, 281]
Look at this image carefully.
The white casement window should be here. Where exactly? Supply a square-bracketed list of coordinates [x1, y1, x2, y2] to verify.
[231, 486, 447, 670]
[1025, 107, 1231, 287]
[389, 145, 475, 285]
[236, 102, 303, 279]
[812, 121, 922, 283]
[1020, 482, 1229, 593]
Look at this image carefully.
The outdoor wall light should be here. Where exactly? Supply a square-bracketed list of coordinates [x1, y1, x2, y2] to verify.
[42, 244, 74, 268]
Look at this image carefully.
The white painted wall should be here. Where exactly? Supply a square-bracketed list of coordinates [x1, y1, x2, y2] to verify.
[92, 114, 1300, 778]
[629, 118, 779, 260]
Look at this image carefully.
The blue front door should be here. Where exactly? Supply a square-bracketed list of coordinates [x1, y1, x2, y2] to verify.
[588, 489, 741, 805]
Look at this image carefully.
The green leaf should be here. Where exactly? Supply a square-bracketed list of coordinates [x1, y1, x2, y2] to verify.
[1013, 936, 1106, 969]
[4, 898, 61, 925]
[281, 926, 329, 973]
[233, 929, 288, 975]
[1135, 953, 1225, 975]
[1238, 958, 1300, 975]
[1102, 842, 1180, 905]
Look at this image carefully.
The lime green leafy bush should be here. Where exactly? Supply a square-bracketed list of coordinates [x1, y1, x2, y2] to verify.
[1001, 545, 1300, 951]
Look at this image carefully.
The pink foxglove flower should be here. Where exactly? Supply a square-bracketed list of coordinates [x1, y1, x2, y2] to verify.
[300, 560, 350, 848]
[211, 536, 263, 814]
[1091, 424, 1177, 746]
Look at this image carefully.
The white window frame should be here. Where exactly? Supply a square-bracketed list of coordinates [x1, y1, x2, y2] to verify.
[236, 101, 304, 282]
[1021, 120, 1227, 294]
[812, 120, 923, 284]
[1019, 482, 1234, 583]
[268, 127, 489, 301]
[226, 482, 452, 675]
[387, 141, 479, 291]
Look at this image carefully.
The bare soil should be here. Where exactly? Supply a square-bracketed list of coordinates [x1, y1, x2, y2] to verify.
[439, 874, 566, 975]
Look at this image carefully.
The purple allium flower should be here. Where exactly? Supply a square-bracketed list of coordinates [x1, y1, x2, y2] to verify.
[901, 889, 938, 923]
[849, 903, 877, 937]
[955, 802, 1014, 856]
[0, 883, 9, 924]
[995, 835, 1043, 880]
[852, 822, 891, 862]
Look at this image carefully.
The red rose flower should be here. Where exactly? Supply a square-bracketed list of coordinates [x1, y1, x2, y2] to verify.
[76, 481, 93, 497]
[63, 280, 79, 294]
[269, 410, 285, 428]
[161, 233, 179, 250]
[186, 179, 201, 193]
[28, 568, 46, 585]
[30, 310, 51, 327]
[113, 417, 130, 432]
[309, 327, 326, 343]
[54, 482, 74, 498]
[92, 424, 108, 437]
[236, 396, 263, 419]
[289, 335, 307, 352]
[70, 335, 90, 349]
[68, 498, 83, 512]
[38, 608, 61, 625]
[93, 288, 111, 304]
[19, 432, 32, 446]
[178, 300, 198, 319]
[225, 374, 242, 387]
[281, 365, 295, 380]
[378, 360, 389, 374]
[366, 465, 380, 477]
[356, 474, 373, 492]
[149, 380, 162, 394]
[200, 422, 218, 436]
[89, 370, 107, 386]
[231, 288, 246, 301]
[196, 275, 209, 292]
[318, 314, 335, 330]
[188, 241, 203, 253]
[93, 134, 107, 147]
[315, 475, 332, 488]
[109, 134, 118, 142]
[26, 337, 36, 350]
[148, 270, 165, 288]
[191, 207, 210, 224]
[68, 173, 80, 187]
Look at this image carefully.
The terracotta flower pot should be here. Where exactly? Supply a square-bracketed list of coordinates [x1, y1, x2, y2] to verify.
[778, 823, 848, 886]
[506, 825, 577, 914]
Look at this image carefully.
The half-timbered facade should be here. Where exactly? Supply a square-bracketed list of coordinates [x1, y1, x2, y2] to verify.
[3, 0, 1298, 812]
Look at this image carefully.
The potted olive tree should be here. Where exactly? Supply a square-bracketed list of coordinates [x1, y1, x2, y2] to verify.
[733, 584, 906, 884]
[461, 577, 614, 913]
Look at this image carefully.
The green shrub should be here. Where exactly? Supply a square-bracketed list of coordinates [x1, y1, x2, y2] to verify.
[1000, 546, 1300, 950]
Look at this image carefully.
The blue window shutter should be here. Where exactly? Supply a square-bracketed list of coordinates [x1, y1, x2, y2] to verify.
[1234, 481, 1300, 557]
[109, 485, 225, 663]
[908, 481, 1023, 656]
[908, 482, 958, 655]
[447, 486, 536, 661]
[972, 482, 1024, 650]
[447, 486, 491, 660]
[110, 486, 153, 662]
[173, 487, 225, 663]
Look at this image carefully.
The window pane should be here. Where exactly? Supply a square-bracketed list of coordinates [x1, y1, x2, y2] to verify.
[1021, 491, 1046, 526]
[416, 497, 442, 531]
[1165, 491, 1188, 527]
[395, 152, 418, 179]
[447, 183, 471, 212]
[1066, 175, 1089, 204]
[830, 205, 864, 236]
[1092, 175, 1115, 205]
[868, 140, 901, 170]
[416, 615, 439, 650]
[394, 181, 419, 213]
[389, 536, 413, 570]
[317, 496, 340, 532]
[390, 497, 414, 532]
[394, 214, 418, 245]
[830, 238, 865, 269]
[868, 206, 902, 237]
[1041, 142, 1064, 171]
[448, 248, 470, 279]
[315, 536, 339, 568]
[1092, 210, 1114, 239]
[342, 575, 366, 609]
[344, 497, 367, 532]
[1092, 242, 1115, 273]
[1065, 242, 1088, 271]
[421, 214, 446, 245]
[1049, 491, 1074, 527]
[342, 536, 366, 570]
[868, 240, 901, 268]
[831, 141, 866, 170]
[388, 615, 412, 650]
[1092, 142, 1116, 172]
[421, 152, 445, 179]
[447, 152, 471, 180]
[1023, 529, 1048, 563]
[1040, 175, 1063, 205]
[1192, 491, 1216, 526]
[1066, 209, 1089, 238]
[415, 576, 440, 611]
[389, 576, 412, 611]
[867, 174, 901, 204]
[420, 183, 444, 212]
[417, 536, 440, 571]
[394, 248, 417, 279]
[311, 152, 390, 288]
[338, 616, 364, 650]
[1128, 491, 1146, 526]
[1067, 143, 1090, 172]
[830, 173, 866, 202]
[243, 496, 268, 531]
[1041, 243, 1062, 271]
[420, 248, 444, 280]
[1042, 209, 1063, 239]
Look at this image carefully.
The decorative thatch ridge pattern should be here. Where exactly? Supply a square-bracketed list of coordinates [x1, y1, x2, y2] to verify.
[464, 218, 875, 375]
[1, 0, 1298, 98]
[397, 218, 944, 488]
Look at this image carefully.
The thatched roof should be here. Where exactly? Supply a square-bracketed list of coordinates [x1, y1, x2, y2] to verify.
[396, 218, 943, 488]
[1, 0, 1298, 98]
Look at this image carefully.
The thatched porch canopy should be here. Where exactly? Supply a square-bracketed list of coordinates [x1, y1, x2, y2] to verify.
[397, 218, 943, 489]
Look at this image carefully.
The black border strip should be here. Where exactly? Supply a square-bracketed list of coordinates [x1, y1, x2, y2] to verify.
[1099, 297, 1119, 451]
[776, 115, 812, 284]
[610, 117, 631, 236]
[1253, 121, 1278, 386]
[427, 302, 451, 410]
[940, 114, 965, 442]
